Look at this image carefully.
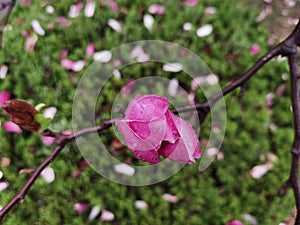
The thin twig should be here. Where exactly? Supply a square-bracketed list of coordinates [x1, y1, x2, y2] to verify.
[0, 0, 16, 49]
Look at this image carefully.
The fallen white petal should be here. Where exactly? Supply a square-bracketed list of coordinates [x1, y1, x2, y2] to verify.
[114, 163, 135, 176]
[242, 214, 258, 225]
[206, 148, 219, 157]
[43, 107, 57, 119]
[100, 210, 115, 221]
[31, 20, 45, 36]
[0, 65, 8, 79]
[136, 53, 150, 62]
[45, 5, 55, 14]
[93, 51, 112, 63]
[183, 22, 193, 31]
[196, 24, 213, 37]
[40, 167, 55, 183]
[162, 193, 178, 203]
[0, 182, 9, 192]
[168, 78, 179, 97]
[88, 206, 101, 221]
[130, 45, 145, 58]
[134, 200, 149, 210]
[113, 69, 121, 79]
[206, 74, 219, 85]
[163, 63, 182, 72]
[143, 14, 154, 31]
[0, 171, 3, 179]
[108, 18, 122, 32]
[72, 60, 86, 72]
[84, 1, 96, 17]
[250, 164, 270, 179]
[205, 6, 216, 15]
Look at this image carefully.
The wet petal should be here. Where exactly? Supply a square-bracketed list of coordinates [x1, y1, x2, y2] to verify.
[0, 90, 10, 106]
[0, 182, 9, 192]
[74, 202, 89, 214]
[100, 210, 115, 222]
[93, 50, 112, 63]
[43, 107, 57, 119]
[25, 34, 38, 52]
[134, 200, 149, 210]
[0, 65, 8, 79]
[108, 0, 119, 12]
[88, 206, 101, 221]
[196, 24, 213, 37]
[250, 44, 260, 55]
[162, 193, 178, 203]
[148, 4, 165, 15]
[3, 121, 23, 134]
[107, 18, 122, 32]
[143, 14, 154, 31]
[31, 20, 45, 36]
[40, 167, 55, 183]
[250, 164, 270, 179]
[86, 43, 95, 57]
[84, 1, 96, 17]
[163, 63, 183, 72]
[42, 136, 55, 146]
[114, 163, 135, 175]
[69, 3, 83, 18]
[183, 0, 198, 7]
[58, 17, 70, 27]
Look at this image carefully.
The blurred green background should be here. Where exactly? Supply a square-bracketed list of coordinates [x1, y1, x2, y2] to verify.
[0, 0, 299, 224]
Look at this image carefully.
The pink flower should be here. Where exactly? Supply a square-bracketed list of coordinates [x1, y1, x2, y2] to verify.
[42, 136, 55, 146]
[58, 17, 70, 27]
[183, 0, 198, 7]
[69, 3, 84, 18]
[148, 4, 165, 15]
[60, 50, 68, 59]
[3, 121, 22, 134]
[108, 0, 119, 12]
[74, 202, 89, 214]
[0, 91, 10, 106]
[250, 44, 260, 55]
[86, 43, 95, 57]
[226, 220, 244, 225]
[116, 95, 201, 164]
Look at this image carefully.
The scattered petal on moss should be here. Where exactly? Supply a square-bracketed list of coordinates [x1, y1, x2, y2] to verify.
[250, 44, 260, 55]
[134, 200, 149, 210]
[0, 65, 8, 79]
[162, 193, 178, 203]
[69, 3, 84, 18]
[163, 63, 182, 72]
[143, 14, 154, 31]
[42, 136, 55, 146]
[0, 91, 10, 106]
[93, 50, 112, 63]
[108, 18, 122, 32]
[0, 171, 3, 179]
[226, 220, 244, 225]
[74, 202, 89, 214]
[108, 0, 119, 12]
[148, 4, 165, 15]
[86, 43, 95, 57]
[183, 0, 198, 7]
[114, 163, 135, 176]
[40, 167, 55, 183]
[3, 121, 23, 134]
[196, 24, 213, 37]
[84, 0, 96, 17]
[58, 17, 70, 27]
[183, 22, 193, 31]
[31, 20, 45, 36]
[100, 210, 115, 222]
[88, 206, 101, 221]
[0, 182, 9, 192]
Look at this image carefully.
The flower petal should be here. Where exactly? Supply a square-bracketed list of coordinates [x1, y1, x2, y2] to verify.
[74, 202, 89, 214]
[58, 17, 70, 27]
[0, 65, 8, 79]
[143, 14, 154, 31]
[69, 3, 83, 18]
[183, 0, 198, 7]
[84, 1, 96, 17]
[88, 206, 101, 221]
[250, 44, 260, 55]
[114, 163, 135, 175]
[107, 18, 122, 32]
[162, 193, 178, 203]
[3, 121, 22, 133]
[0, 91, 10, 106]
[196, 24, 213, 37]
[42, 136, 55, 146]
[100, 210, 115, 222]
[148, 4, 165, 15]
[43, 107, 57, 119]
[93, 50, 112, 63]
[31, 20, 45, 36]
[162, 63, 183, 72]
[108, 0, 119, 12]
[226, 220, 244, 225]
[40, 167, 55, 183]
[134, 200, 149, 210]
[0, 182, 9, 192]
[86, 43, 95, 57]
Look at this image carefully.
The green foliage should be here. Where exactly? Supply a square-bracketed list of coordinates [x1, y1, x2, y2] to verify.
[0, 0, 295, 225]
